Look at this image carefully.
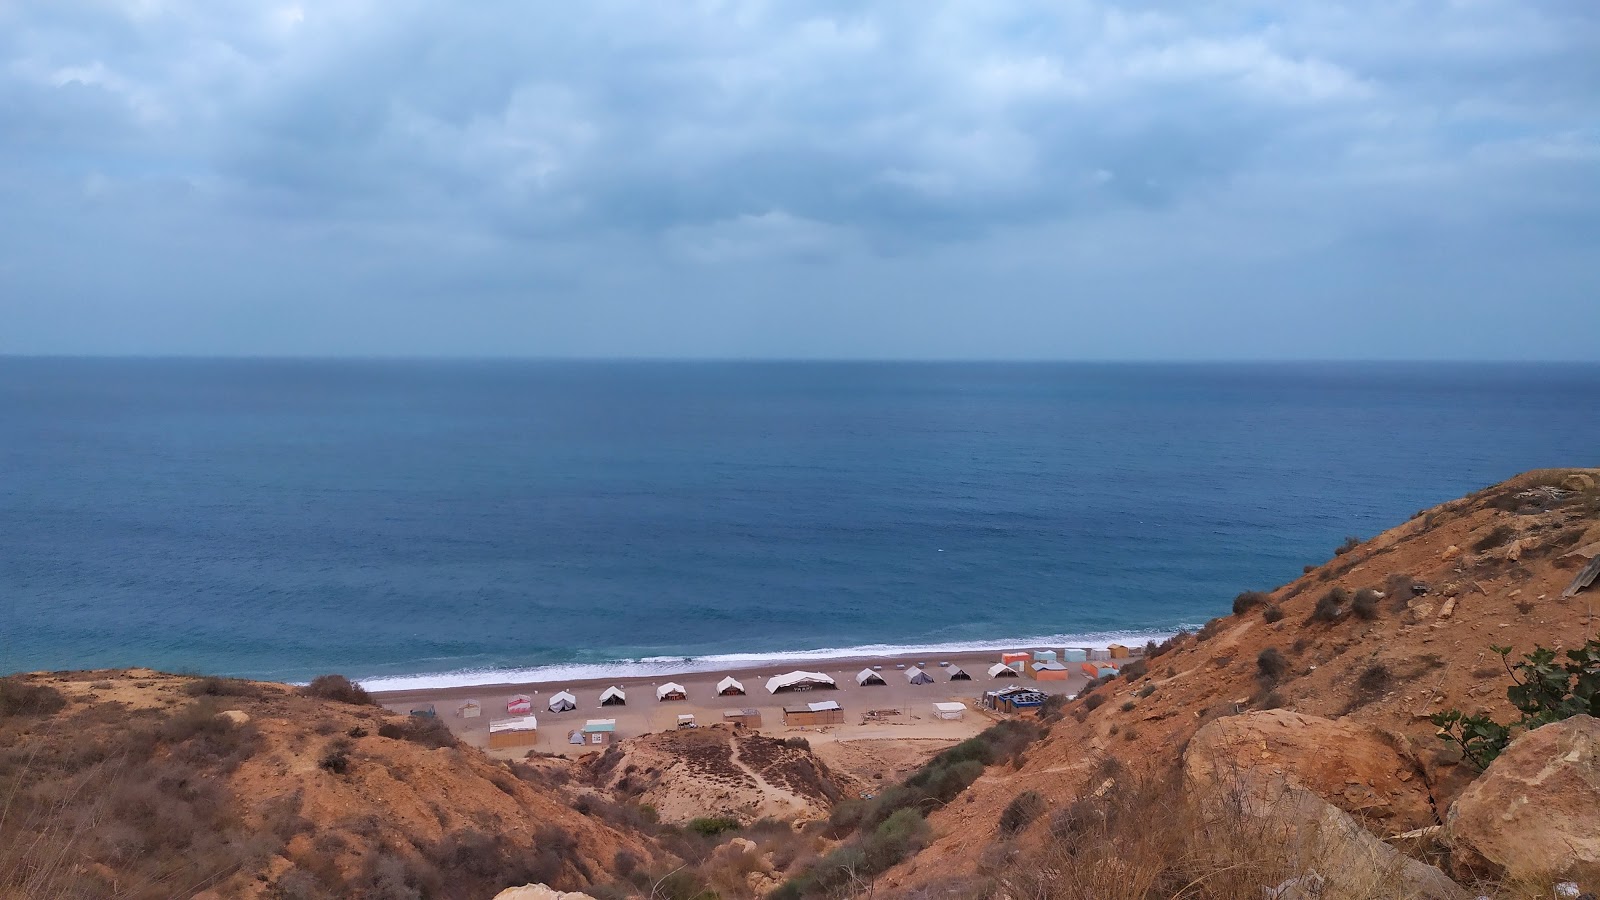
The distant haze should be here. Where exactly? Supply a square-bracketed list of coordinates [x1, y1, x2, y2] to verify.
[2, 3, 1597, 360]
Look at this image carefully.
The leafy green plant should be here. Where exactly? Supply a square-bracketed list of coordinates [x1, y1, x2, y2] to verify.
[1431, 636, 1600, 769]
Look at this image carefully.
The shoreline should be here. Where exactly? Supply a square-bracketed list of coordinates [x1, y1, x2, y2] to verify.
[372, 644, 1118, 757]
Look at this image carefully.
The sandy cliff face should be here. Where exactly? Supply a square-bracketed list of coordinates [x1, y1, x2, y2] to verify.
[884, 468, 1600, 895]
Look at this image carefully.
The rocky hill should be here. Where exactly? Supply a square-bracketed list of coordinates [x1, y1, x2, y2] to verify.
[0, 670, 659, 899]
[872, 467, 1600, 898]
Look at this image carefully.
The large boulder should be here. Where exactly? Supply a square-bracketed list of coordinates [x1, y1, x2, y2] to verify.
[1186, 714, 1467, 900]
[1184, 709, 1436, 831]
[1447, 715, 1600, 886]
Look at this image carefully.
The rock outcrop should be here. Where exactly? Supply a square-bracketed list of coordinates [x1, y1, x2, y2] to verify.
[493, 887, 599, 900]
[1186, 716, 1467, 900]
[1447, 715, 1600, 886]
[1183, 709, 1437, 831]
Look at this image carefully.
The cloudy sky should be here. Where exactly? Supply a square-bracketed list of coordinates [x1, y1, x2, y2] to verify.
[3, 1, 1597, 359]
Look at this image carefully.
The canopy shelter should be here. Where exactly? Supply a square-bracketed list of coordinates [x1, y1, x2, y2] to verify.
[506, 694, 533, 715]
[548, 691, 577, 713]
[988, 663, 1021, 679]
[947, 666, 972, 681]
[716, 676, 746, 696]
[456, 699, 481, 718]
[932, 701, 966, 720]
[856, 668, 887, 686]
[599, 686, 626, 706]
[765, 671, 838, 694]
[657, 682, 688, 701]
[905, 668, 934, 685]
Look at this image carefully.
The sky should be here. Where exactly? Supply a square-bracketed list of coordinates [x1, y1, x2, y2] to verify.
[2, 1, 1598, 360]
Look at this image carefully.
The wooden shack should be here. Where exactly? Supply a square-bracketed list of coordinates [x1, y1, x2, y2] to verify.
[782, 700, 845, 726]
[722, 708, 763, 728]
[487, 715, 539, 749]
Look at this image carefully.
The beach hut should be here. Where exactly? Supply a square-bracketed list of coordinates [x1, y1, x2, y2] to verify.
[1000, 651, 1030, 673]
[905, 668, 934, 685]
[1032, 661, 1069, 681]
[717, 676, 746, 696]
[932, 701, 966, 720]
[1108, 643, 1131, 659]
[580, 719, 616, 746]
[983, 687, 1046, 715]
[988, 663, 1021, 679]
[765, 671, 838, 694]
[782, 700, 845, 726]
[676, 714, 698, 729]
[599, 686, 626, 707]
[1079, 661, 1120, 679]
[488, 715, 539, 749]
[947, 665, 972, 681]
[506, 694, 533, 715]
[1061, 648, 1088, 663]
[856, 668, 887, 687]
[547, 691, 577, 713]
[656, 682, 688, 702]
[456, 699, 481, 719]
[722, 708, 762, 728]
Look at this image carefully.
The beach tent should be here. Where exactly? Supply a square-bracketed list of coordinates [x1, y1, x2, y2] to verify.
[947, 666, 972, 681]
[456, 699, 481, 718]
[988, 663, 1021, 679]
[765, 671, 838, 694]
[548, 691, 577, 713]
[932, 701, 966, 720]
[656, 682, 688, 701]
[856, 668, 887, 687]
[488, 715, 538, 749]
[1032, 662, 1070, 681]
[905, 668, 935, 685]
[506, 694, 532, 715]
[599, 686, 626, 706]
[717, 676, 746, 696]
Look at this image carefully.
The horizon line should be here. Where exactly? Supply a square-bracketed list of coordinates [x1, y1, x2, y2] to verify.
[3, 353, 1599, 366]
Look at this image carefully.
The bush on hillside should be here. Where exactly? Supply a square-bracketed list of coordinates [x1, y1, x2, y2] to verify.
[1232, 591, 1271, 615]
[1334, 535, 1362, 556]
[1308, 587, 1348, 624]
[1256, 648, 1288, 681]
[302, 674, 375, 706]
[377, 715, 455, 749]
[1433, 635, 1600, 769]
[1262, 604, 1285, 623]
[998, 791, 1046, 836]
[0, 677, 66, 718]
[1351, 588, 1382, 620]
[184, 675, 263, 698]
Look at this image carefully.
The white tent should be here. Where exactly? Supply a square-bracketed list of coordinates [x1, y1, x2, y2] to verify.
[765, 671, 837, 694]
[599, 686, 626, 706]
[717, 676, 746, 696]
[657, 682, 688, 701]
[988, 663, 1021, 679]
[947, 666, 972, 681]
[932, 702, 966, 720]
[548, 690, 577, 712]
[856, 668, 887, 686]
[905, 668, 934, 685]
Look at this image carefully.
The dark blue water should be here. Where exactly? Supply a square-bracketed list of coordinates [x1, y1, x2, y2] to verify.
[3, 359, 1596, 686]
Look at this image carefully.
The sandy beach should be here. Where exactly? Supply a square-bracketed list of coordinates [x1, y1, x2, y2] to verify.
[372, 649, 1092, 757]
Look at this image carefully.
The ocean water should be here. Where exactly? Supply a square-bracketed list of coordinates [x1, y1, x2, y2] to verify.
[3, 359, 1596, 687]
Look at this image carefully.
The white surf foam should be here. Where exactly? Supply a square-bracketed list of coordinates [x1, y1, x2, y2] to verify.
[356, 628, 1188, 692]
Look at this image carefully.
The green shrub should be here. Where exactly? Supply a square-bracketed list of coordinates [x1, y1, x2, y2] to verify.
[1308, 587, 1348, 624]
[1262, 605, 1285, 623]
[1256, 648, 1288, 681]
[999, 791, 1046, 836]
[687, 816, 740, 837]
[1433, 635, 1600, 769]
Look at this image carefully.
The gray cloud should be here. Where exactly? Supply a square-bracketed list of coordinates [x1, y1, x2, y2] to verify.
[1, 1, 1597, 358]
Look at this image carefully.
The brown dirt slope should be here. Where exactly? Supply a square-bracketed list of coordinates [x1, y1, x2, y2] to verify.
[887, 467, 1600, 892]
[0, 670, 656, 900]
[583, 725, 851, 825]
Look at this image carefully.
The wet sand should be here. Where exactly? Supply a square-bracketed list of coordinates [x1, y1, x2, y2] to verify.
[372, 649, 1091, 757]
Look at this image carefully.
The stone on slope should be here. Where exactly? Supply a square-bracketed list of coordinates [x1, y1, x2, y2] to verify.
[1446, 715, 1600, 885]
[1183, 709, 1437, 831]
[492, 886, 598, 900]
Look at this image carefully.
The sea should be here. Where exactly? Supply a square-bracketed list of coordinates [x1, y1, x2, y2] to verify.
[3, 359, 1596, 689]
